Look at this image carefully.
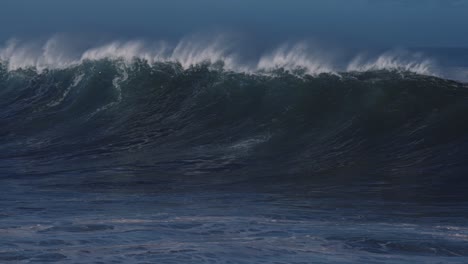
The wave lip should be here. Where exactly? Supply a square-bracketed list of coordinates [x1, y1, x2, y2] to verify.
[256, 43, 334, 75]
[347, 51, 434, 75]
[0, 37, 440, 77]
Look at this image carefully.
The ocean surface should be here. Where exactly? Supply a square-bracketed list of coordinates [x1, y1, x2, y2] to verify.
[1, 40, 468, 263]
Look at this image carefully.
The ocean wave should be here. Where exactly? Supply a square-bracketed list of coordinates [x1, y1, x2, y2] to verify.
[0, 58, 467, 188]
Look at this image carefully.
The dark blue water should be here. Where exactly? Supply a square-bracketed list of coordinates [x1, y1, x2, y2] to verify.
[1, 58, 468, 263]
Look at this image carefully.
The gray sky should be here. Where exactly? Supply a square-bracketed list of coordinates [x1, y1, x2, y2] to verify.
[0, 0, 467, 48]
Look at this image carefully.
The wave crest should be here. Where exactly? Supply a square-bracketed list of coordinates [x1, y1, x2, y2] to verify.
[0, 35, 439, 76]
[347, 51, 434, 75]
[257, 43, 333, 75]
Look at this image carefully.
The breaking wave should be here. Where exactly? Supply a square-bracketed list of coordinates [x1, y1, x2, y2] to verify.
[0, 51, 467, 197]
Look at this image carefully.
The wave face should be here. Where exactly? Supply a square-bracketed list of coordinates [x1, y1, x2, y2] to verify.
[1, 59, 468, 197]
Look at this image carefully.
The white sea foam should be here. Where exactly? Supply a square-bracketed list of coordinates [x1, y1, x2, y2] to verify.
[0, 35, 439, 76]
[81, 41, 162, 63]
[257, 43, 334, 75]
[88, 63, 128, 117]
[347, 51, 434, 75]
[0, 37, 79, 71]
[47, 73, 85, 107]
[170, 35, 241, 71]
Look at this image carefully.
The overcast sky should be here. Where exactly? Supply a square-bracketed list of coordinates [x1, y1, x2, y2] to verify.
[1, 0, 467, 48]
